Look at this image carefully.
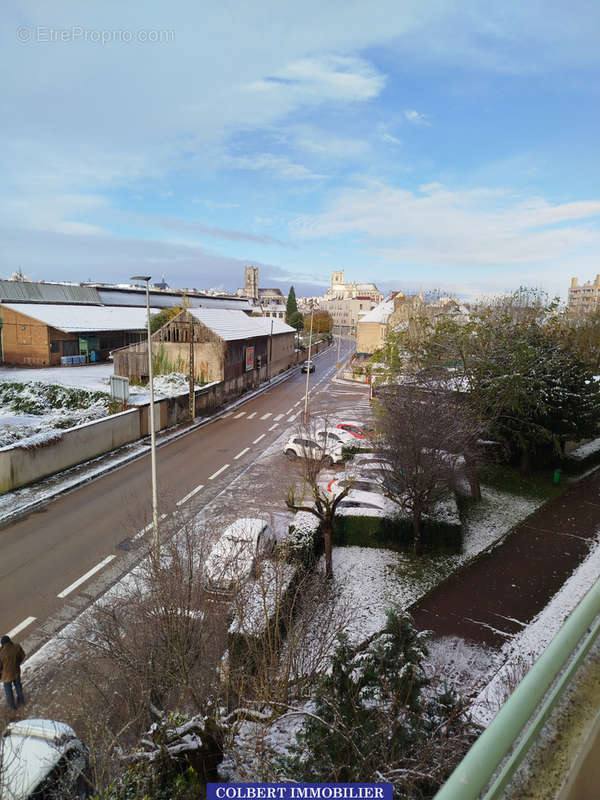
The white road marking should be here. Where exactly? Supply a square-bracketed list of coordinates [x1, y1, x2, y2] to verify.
[253, 433, 266, 444]
[233, 411, 246, 419]
[234, 447, 250, 460]
[260, 412, 272, 420]
[274, 413, 284, 421]
[176, 484, 205, 506]
[58, 555, 116, 599]
[8, 616, 36, 638]
[293, 400, 303, 407]
[268, 423, 279, 431]
[223, 411, 234, 417]
[246, 412, 257, 419]
[286, 407, 294, 414]
[209, 464, 230, 480]
[287, 415, 298, 422]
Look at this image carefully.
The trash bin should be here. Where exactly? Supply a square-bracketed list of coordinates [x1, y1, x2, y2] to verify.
[553, 468, 562, 484]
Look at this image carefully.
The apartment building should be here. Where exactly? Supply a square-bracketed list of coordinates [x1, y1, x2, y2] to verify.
[568, 276, 600, 313]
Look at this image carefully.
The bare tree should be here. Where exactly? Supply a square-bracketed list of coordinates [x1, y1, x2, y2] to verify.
[376, 380, 480, 554]
[284, 417, 353, 578]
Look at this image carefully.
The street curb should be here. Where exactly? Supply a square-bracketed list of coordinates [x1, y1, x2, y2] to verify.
[0, 347, 335, 527]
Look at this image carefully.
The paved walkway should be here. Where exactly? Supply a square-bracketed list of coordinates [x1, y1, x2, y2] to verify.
[411, 469, 600, 648]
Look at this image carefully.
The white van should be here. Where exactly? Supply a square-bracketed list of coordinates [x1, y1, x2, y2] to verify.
[1, 719, 90, 799]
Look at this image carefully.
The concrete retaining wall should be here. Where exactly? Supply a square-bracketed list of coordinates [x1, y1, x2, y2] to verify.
[0, 409, 141, 494]
[0, 343, 331, 493]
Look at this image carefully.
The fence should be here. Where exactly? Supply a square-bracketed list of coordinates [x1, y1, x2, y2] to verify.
[434, 577, 600, 799]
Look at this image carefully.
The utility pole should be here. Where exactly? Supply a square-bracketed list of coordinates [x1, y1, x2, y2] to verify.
[303, 304, 314, 424]
[131, 275, 159, 558]
[189, 314, 195, 421]
[268, 317, 273, 381]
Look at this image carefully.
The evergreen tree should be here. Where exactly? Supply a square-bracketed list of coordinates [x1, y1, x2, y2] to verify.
[286, 286, 298, 321]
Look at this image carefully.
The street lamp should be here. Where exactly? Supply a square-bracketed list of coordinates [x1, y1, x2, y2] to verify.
[303, 303, 314, 424]
[131, 275, 159, 557]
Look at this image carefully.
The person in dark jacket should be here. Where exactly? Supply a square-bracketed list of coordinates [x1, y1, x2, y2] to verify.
[0, 635, 26, 710]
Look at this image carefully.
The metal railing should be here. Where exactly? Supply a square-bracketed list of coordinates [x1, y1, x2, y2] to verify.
[434, 577, 600, 800]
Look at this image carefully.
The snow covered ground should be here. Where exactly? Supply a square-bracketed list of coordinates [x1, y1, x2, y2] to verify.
[0, 364, 202, 446]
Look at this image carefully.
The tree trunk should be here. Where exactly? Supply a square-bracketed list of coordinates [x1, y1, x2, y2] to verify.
[324, 525, 333, 579]
[465, 456, 481, 501]
[412, 508, 423, 556]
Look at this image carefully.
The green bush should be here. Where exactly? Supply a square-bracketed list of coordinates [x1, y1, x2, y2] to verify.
[562, 437, 600, 474]
[333, 511, 462, 553]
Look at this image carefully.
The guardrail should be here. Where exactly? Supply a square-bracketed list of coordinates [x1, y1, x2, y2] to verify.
[434, 577, 600, 800]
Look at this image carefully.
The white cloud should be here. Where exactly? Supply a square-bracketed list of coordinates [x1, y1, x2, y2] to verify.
[224, 153, 326, 181]
[404, 109, 430, 126]
[381, 132, 402, 145]
[292, 181, 600, 268]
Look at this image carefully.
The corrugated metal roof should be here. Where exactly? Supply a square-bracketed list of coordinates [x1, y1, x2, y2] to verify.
[96, 287, 252, 311]
[250, 317, 295, 335]
[4, 303, 157, 333]
[0, 281, 102, 305]
[188, 308, 269, 341]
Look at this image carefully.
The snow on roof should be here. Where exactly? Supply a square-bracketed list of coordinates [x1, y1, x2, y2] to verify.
[188, 308, 291, 340]
[357, 299, 395, 324]
[3, 303, 156, 332]
[250, 317, 295, 336]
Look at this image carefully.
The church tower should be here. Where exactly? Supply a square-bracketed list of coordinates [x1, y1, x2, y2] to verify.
[244, 266, 259, 299]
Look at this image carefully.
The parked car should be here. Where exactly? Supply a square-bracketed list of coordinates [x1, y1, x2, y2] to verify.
[301, 360, 315, 373]
[325, 470, 392, 499]
[315, 427, 356, 448]
[284, 434, 345, 466]
[335, 421, 373, 440]
[203, 518, 275, 596]
[1, 719, 91, 800]
[336, 490, 397, 515]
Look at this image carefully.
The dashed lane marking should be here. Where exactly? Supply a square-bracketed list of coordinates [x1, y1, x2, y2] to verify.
[253, 433, 266, 444]
[234, 447, 250, 460]
[209, 464, 230, 480]
[176, 484, 205, 506]
[260, 413, 272, 420]
[233, 412, 246, 419]
[286, 407, 294, 414]
[57, 555, 116, 599]
[246, 412, 257, 419]
[268, 423, 279, 431]
[274, 413, 284, 421]
[8, 616, 36, 638]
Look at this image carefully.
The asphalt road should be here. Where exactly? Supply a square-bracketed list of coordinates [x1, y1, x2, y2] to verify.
[0, 341, 357, 643]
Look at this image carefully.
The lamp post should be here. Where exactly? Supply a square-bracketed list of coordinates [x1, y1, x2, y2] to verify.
[131, 275, 159, 557]
[303, 303, 314, 424]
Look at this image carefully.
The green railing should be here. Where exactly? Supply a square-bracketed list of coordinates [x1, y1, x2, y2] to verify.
[435, 577, 600, 800]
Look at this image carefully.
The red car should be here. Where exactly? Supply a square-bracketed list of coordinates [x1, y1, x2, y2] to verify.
[336, 422, 371, 440]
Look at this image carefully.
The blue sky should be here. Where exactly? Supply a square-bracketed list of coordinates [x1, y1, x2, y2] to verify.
[2, 1, 600, 300]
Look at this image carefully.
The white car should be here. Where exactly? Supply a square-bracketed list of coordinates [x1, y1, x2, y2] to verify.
[336, 489, 398, 515]
[203, 518, 275, 596]
[1, 719, 90, 800]
[324, 471, 388, 499]
[283, 434, 345, 466]
[314, 427, 356, 448]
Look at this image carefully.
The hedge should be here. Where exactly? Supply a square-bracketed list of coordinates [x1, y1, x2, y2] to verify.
[333, 507, 462, 553]
[562, 437, 600, 474]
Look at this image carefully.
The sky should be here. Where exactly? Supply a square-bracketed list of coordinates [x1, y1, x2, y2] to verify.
[2, 1, 600, 301]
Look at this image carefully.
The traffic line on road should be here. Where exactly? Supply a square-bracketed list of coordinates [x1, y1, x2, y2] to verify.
[132, 513, 168, 541]
[253, 433, 266, 444]
[233, 411, 246, 419]
[286, 407, 294, 414]
[293, 400, 303, 407]
[260, 412, 272, 420]
[246, 412, 257, 419]
[287, 414, 299, 422]
[234, 447, 250, 460]
[223, 411, 234, 417]
[57, 555, 116, 599]
[8, 616, 36, 638]
[176, 484, 205, 506]
[268, 423, 279, 431]
[274, 413, 284, 421]
[209, 464, 230, 480]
